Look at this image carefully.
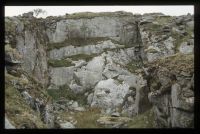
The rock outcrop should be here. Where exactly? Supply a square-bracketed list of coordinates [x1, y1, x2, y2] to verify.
[5, 11, 194, 128]
[148, 54, 194, 128]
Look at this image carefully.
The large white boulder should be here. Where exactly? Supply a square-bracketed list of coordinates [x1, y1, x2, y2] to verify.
[91, 79, 129, 113]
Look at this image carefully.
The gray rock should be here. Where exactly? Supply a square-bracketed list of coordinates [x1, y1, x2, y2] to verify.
[179, 42, 193, 54]
[111, 112, 120, 117]
[70, 101, 79, 109]
[103, 62, 132, 79]
[146, 52, 161, 62]
[69, 82, 84, 94]
[21, 91, 35, 109]
[22, 12, 34, 18]
[91, 79, 129, 113]
[60, 122, 75, 128]
[140, 15, 154, 25]
[47, 15, 138, 44]
[14, 19, 48, 85]
[43, 104, 55, 128]
[86, 56, 105, 72]
[162, 25, 171, 32]
[74, 70, 102, 90]
[171, 83, 194, 112]
[171, 83, 194, 127]
[72, 60, 87, 68]
[186, 21, 194, 30]
[87, 93, 94, 105]
[74, 107, 85, 112]
[5, 117, 15, 129]
[49, 67, 75, 86]
[118, 74, 146, 89]
[49, 40, 121, 60]
[175, 16, 184, 25]
[163, 37, 175, 55]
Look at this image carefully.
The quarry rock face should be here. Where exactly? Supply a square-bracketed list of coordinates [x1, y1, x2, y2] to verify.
[5, 11, 194, 128]
[5, 17, 49, 86]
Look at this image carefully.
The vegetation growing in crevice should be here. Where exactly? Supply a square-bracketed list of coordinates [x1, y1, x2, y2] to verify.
[67, 53, 98, 62]
[48, 59, 74, 67]
[47, 37, 123, 51]
[125, 61, 140, 73]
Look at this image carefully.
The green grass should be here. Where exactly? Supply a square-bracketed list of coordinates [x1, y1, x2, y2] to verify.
[125, 61, 140, 73]
[48, 59, 74, 67]
[67, 53, 98, 62]
[127, 108, 156, 128]
[56, 107, 102, 128]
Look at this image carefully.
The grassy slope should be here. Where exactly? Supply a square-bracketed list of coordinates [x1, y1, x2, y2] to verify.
[5, 83, 47, 128]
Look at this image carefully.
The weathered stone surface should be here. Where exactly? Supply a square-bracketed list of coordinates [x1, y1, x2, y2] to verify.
[47, 15, 138, 45]
[5, 117, 15, 129]
[21, 91, 35, 109]
[91, 79, 129, 113]
[111, 112, 120, 117]
[7, 17, 49, 86]
[186, 21, 194, 30]
[43, 104, 55, 128]
[86, 56, 105, 72]
[49, 40, 122, 60]
[60, 122, 75, 128]
[148, 57, 194, 128]
[171, 83, 194, 127]
[49, 67, 75, 86]
[74, 70, 102, 90]
[69, 82, 84, 93]
[105, 47, 137, 65]
[72, 60, 87, 68]
[179, 41, 193, 54]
